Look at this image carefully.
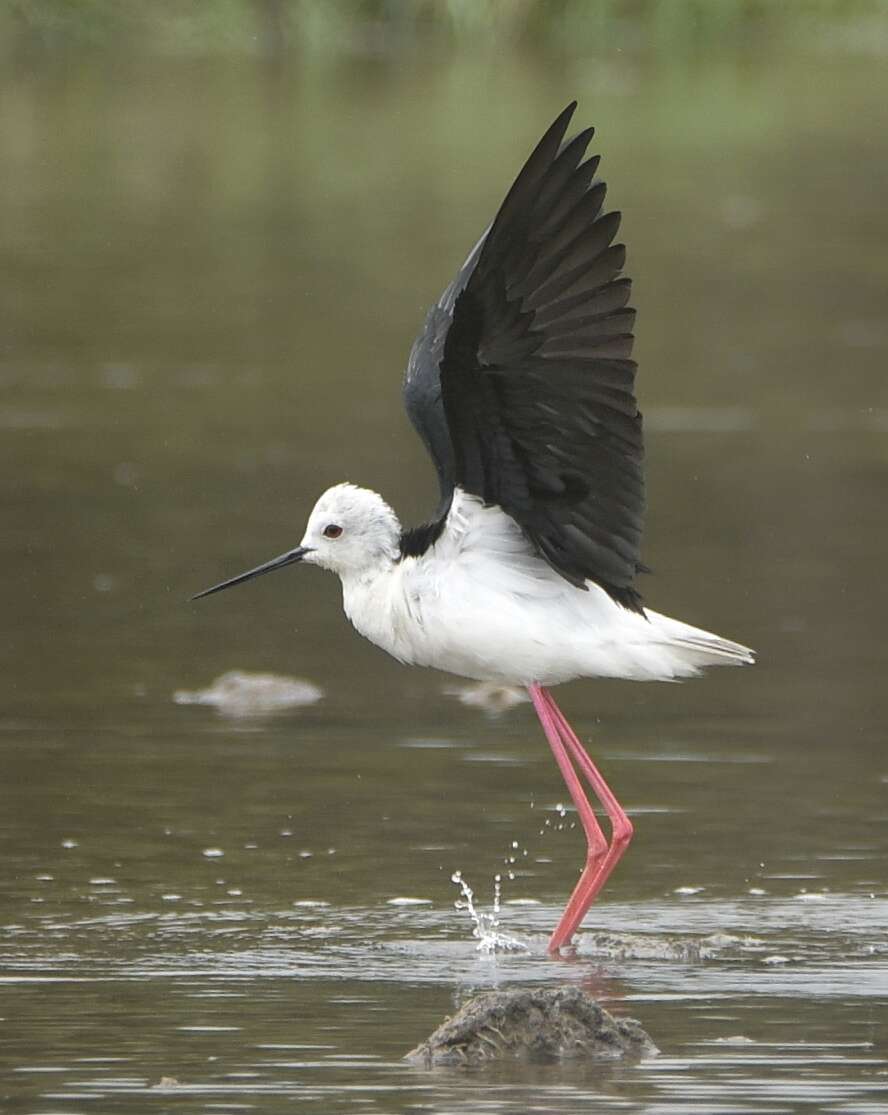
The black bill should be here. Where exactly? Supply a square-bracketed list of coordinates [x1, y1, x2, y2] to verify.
[192, 546, 311, 600]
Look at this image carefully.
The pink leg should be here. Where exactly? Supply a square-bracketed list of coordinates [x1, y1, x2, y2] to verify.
[528, 684, 634, 953]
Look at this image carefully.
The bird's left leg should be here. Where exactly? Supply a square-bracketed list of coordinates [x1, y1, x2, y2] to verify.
[528, 683, 634, 952]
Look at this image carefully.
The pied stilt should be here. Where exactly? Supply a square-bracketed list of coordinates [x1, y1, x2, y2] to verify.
[194, 103, 754, 953]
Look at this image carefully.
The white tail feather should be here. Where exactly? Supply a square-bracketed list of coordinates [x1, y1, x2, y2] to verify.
[646, 611, 755, 676]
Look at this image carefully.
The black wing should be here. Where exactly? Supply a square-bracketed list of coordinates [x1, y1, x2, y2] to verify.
[404, 103, 645, 611]
[403, 231, 486, 518]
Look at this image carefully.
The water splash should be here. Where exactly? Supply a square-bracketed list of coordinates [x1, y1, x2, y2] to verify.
[450, 871, 525, 954]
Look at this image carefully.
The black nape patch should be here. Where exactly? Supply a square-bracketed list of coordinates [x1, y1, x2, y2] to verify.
[399, 517, 447, 559]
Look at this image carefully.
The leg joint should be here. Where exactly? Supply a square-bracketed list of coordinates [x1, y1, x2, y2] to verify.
[612, 815, 634, 847]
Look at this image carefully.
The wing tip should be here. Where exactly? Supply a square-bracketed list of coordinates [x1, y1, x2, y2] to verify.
[549, 101, 579, 146]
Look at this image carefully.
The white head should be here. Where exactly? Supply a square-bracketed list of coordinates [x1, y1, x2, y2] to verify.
[192, 482, 402, 601]
[299, 483, 401, 576]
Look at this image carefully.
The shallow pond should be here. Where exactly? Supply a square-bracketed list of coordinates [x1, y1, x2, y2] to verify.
[1, 10, 887, 1113]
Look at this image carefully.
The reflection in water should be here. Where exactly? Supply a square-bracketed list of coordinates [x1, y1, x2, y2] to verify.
[445, 682, 530, 715]
[2, 5, 888, 1113]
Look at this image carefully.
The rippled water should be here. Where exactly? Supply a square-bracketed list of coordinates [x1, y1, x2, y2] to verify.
[4, 891, 888, 1112]
[3, 695, 887, 1112]
[2, 10, 888, 1114]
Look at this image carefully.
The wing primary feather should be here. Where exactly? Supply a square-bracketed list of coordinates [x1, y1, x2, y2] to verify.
[536, 157, 601, 236]
[525, 243, 627, 311]
[533, 276, 632, 328]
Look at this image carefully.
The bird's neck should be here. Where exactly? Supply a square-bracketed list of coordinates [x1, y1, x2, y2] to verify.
[339, 560, 413, 663]
[339, 551, 398, 588]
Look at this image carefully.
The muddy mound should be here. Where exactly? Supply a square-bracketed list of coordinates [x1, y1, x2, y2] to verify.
[405, 986, 656, 1067]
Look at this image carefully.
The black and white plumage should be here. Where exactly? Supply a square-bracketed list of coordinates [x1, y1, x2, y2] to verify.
[195, 104, 754, 953]
[403, 102, 644, 610]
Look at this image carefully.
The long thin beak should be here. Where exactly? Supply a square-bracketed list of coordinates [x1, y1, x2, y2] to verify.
[191, 546, 311, 600]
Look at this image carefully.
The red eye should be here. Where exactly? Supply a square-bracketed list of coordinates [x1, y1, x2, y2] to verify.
[323, 524, 343, 539]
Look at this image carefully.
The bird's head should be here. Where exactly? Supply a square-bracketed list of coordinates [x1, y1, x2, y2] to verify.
[299, 483, 401, 576]
[192, 483, 402, 601]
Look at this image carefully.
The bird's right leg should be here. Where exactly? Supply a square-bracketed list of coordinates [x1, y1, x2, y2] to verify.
[528, 684, 609, 950]
[528, 683, 633, 953]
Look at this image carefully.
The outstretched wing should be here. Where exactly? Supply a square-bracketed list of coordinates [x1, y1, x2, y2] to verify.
[404, 103, 645, 611]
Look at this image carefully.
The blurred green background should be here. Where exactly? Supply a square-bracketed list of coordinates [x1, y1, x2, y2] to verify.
[2, 0, 886, 719]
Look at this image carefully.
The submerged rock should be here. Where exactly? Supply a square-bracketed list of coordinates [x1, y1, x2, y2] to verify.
[174, 670, 323, 718]
[405, 986, 656, 1067]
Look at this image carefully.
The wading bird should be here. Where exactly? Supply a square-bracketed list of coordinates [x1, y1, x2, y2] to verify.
[194, 103, 754, 953]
